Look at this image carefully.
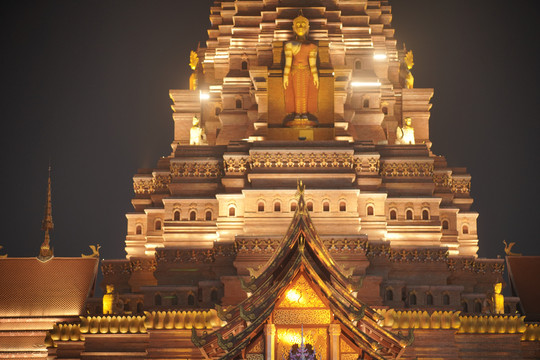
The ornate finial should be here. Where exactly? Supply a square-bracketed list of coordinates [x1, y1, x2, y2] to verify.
[0, 245, 7, 258]
[82, 244, 101, 258]
[503, 240, 522, 256]
[296, 179, 305, 196]
[295, 179, 307, 213]
[38, 163, 54, 262]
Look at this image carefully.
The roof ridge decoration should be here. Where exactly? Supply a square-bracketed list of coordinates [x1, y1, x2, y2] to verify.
[191, 180, 411, 359]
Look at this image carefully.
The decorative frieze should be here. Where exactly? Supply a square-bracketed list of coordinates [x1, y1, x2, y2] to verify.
[452, 177, 471, 194]
[170, 161, 221, 178]
[130, 258, 157, 272]
[101, 261, 131, 277]
[366, 244, 448, 263]
[235, 237, 366, 254]
[447, 258, 504, 274]
[133, 176, 155, 195]
[249, 152, 354, 169]
[224, 155, 249, 174]
[133, 173, 171, 195]
[353, 155, 380, 174]
[433, 172, 452, 188]
[156, 244, 236, 264]
[380, 161, 433, 177]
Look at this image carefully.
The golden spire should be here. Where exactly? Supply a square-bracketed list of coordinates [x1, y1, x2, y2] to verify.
[38, 164, 54, 262]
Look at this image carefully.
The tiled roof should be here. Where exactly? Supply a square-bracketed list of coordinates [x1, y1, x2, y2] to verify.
[0, 257, 98, 317]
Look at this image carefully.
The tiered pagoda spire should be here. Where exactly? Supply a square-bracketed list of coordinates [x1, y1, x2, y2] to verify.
[38, 164, 54, 262]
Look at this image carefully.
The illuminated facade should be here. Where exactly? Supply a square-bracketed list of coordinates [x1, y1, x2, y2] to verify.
[2, 0, 539, 359]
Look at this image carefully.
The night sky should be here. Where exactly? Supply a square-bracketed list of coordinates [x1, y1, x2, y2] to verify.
[1, 1, 538, 263]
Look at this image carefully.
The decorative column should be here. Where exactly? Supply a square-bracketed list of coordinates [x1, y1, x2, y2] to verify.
[328, 323, 341, 360]
[264, 323, 276, 360]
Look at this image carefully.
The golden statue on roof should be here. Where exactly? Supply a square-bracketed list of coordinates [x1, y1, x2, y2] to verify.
[189, 50, 199, 91]
[82, 244, 101, 258]
[283, 13, 319, 127]
[400, 46, 415, 89]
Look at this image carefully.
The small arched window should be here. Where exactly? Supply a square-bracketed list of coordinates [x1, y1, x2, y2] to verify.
[229, 206, 236, 217]
[197, 288, 203, 302]
[386, 288, 393, 301]
[189, 211, 196, 221]
[363, 98, 370, 108]
[474, 301, 482, 313]
[215, 107, 221, 116]
[258, 202, 265, 212]
[442, 220, 449, 230]
[171, 294, 178, 306]
[235, 98, 242, 109]
[355, 60, 362, 70]
[443, 294, 450, 305]
[406, 209, 413, 220]
[290, 202, 297, 212]
[382, 106, 388, 115]
[188, 294, 195, 306]
[323, 201, 330, 212]
[339, 201, 346, 212]
[136, 301, 143, 314]
[426, 293, 433, 305]
[155, 220, 162, 231]
[367, 205, 374, 216]
[173, 210, 180, 221]
[307, 201, 314, 212]
[124, 300, 130, 312]
[136, 224, 142, 235]
[210, 289, 219, 302]
[461, 301, 469, 313]
[205, 210, 212, 221]
[462, 225, 469, 234]
[409, 293, 417, 306]
[390, 209, 397, 220]
[422, 209, 429, 220]
[274, 201, 281, 212]
[154, 293, 162, 306]
[241, 60, 248, 70]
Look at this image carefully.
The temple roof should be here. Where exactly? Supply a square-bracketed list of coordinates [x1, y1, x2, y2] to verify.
[506, 256, 540, 322]
[0, 257, 98, 317]
[192, 182, 410, 359]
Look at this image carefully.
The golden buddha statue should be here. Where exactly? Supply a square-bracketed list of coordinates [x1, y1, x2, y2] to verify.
[189, 50, 199, 91]
[190, 115, 206, 145]
[283, 14, 319, 127]
[491, 282, 504, 314]
[404, 50, 414, 89]
[103, 284, 116, 315]
[396, 117, 415, 144]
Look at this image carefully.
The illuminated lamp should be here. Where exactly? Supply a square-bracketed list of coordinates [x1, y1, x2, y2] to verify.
[199, 91, 210, 100]
[351, 81, 381, 87]
[373, 53, 387, 60]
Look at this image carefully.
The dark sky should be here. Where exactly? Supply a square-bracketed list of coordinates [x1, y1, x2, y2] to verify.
[1, 1, 538, 262]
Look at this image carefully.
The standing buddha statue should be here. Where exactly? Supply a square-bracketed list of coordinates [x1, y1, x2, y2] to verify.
[283, 14, 319, 127]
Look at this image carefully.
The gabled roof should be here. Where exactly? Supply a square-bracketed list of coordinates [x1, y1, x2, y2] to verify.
[0, 257, 99, 317]
[192, 182, 410, 359]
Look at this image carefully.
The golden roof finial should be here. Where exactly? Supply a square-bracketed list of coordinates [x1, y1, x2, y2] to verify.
[503, 240, 521, 256]
[82, 244, 101, 258]
[295, 179, 307, 214]
[38, 163, 54, 262]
